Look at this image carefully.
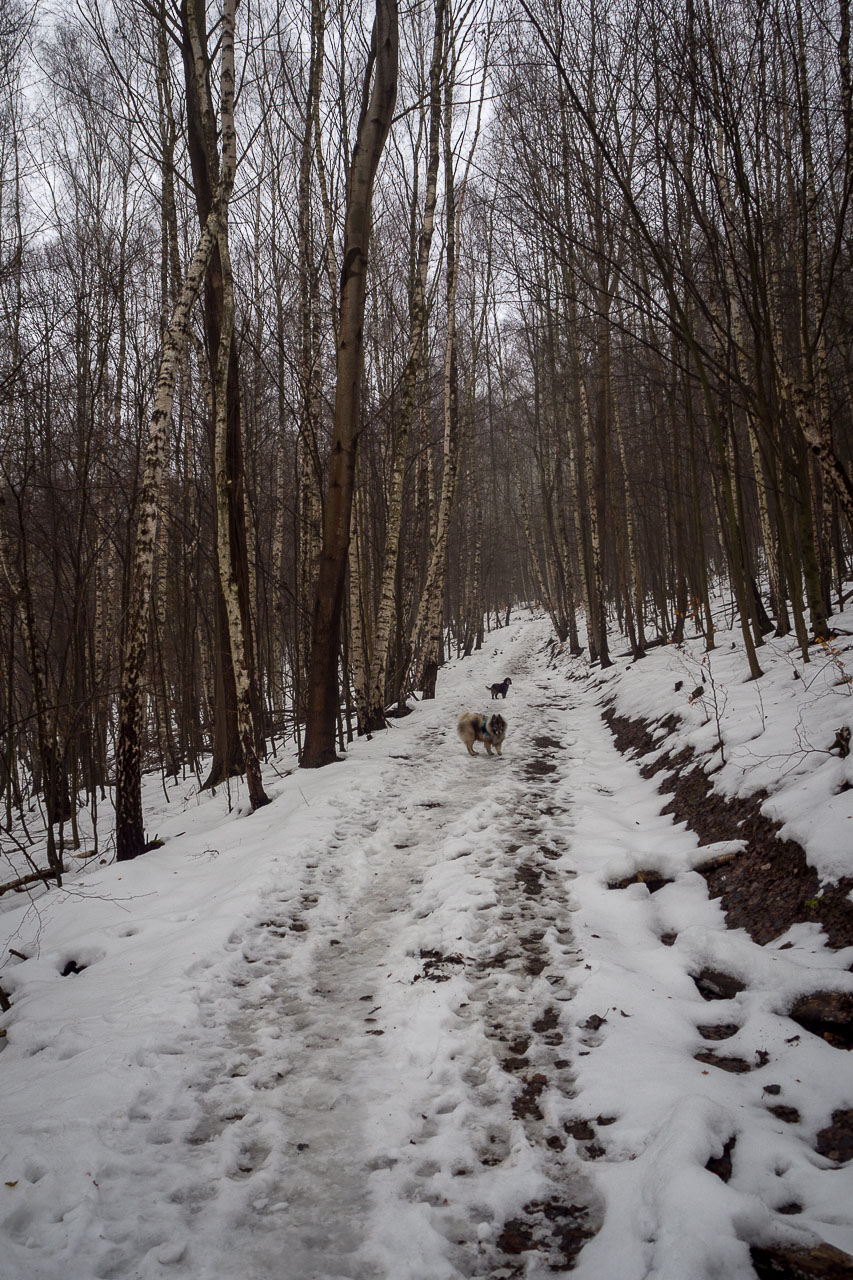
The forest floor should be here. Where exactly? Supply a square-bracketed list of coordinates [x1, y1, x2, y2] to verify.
[1, 608, 853, 1279]
[604, 708, 853, 952]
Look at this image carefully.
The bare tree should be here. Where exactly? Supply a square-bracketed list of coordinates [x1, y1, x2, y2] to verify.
[301, 0, 398, 768]
[115, 0, 237, 860]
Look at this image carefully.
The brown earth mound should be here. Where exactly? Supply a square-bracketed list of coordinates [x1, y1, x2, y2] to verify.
[602, 707, 853, 950]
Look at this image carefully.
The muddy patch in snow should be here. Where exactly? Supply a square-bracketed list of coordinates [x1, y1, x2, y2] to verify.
[602, 707, 853, 948]
[497, 1198, 597, 1271]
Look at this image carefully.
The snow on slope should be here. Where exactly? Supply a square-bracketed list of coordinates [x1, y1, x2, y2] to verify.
[1, 606, 852, 1279]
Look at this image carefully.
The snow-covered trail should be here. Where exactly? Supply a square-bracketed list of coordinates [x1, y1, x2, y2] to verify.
[4, 613, 853, 1280]
[121, 638, 599, 1280]
[40, 629, 598, 1280]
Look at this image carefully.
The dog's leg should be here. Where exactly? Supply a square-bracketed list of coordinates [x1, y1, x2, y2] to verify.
[495, 742, 503, 755]
[465, 742, 477, 755]
[484, 740, 493, 755]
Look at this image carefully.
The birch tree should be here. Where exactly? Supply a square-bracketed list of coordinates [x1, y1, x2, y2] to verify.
[115, 0, 236, 861]
[211, 0, 270, 809]
[358, 0, 447, 732]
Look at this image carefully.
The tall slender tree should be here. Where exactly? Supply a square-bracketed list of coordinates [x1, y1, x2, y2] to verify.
[302, 0, 398, 768]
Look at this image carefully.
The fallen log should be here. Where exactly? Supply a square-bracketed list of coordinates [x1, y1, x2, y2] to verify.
[0, 868, 58, 897]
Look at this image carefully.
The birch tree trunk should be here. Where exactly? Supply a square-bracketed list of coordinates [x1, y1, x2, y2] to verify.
[415, 63, 461, 699]
[212, 0, 270, 811]
[360, 0, 446, 732]
[181, 0, 261, 790]
[115, 202, 223, 860]
[413, 22, 489, 696]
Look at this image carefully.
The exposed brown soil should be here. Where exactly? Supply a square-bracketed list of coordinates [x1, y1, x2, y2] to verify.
[750, 1240, 853, 1278]
[602, 697, 853, 1277]
[608, 870, 673, 893]
[412, 949, 464, 983]
[698, 1022, 741, 1040]
[815, 1110, 853, 1163]
[516, 863, 543, 897]
[693, 968, 748, 1001]
[524, 759, 558, 778]
[512, 1072, 548, 1120]
[532, 1007, 560, 1034]
[602, 707, 853, 950]
[767, 1104, 801, 1124]
[788, 992, 853, 1049]
[706, 1134, 737, 1182]
[694, 1049, 752, 1073]
[498, 1199, 596, 1270]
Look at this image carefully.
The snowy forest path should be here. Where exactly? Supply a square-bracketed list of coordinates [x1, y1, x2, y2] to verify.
[8, 614, 853, 1280]
[86, 633, 603, 1280]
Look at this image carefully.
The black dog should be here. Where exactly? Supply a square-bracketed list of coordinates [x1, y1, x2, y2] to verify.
[486, 677, 512, 700]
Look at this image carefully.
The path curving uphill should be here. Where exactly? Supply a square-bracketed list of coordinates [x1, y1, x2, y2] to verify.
[180, 642, 602, 1279]
[74, 625, 601, 1280]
